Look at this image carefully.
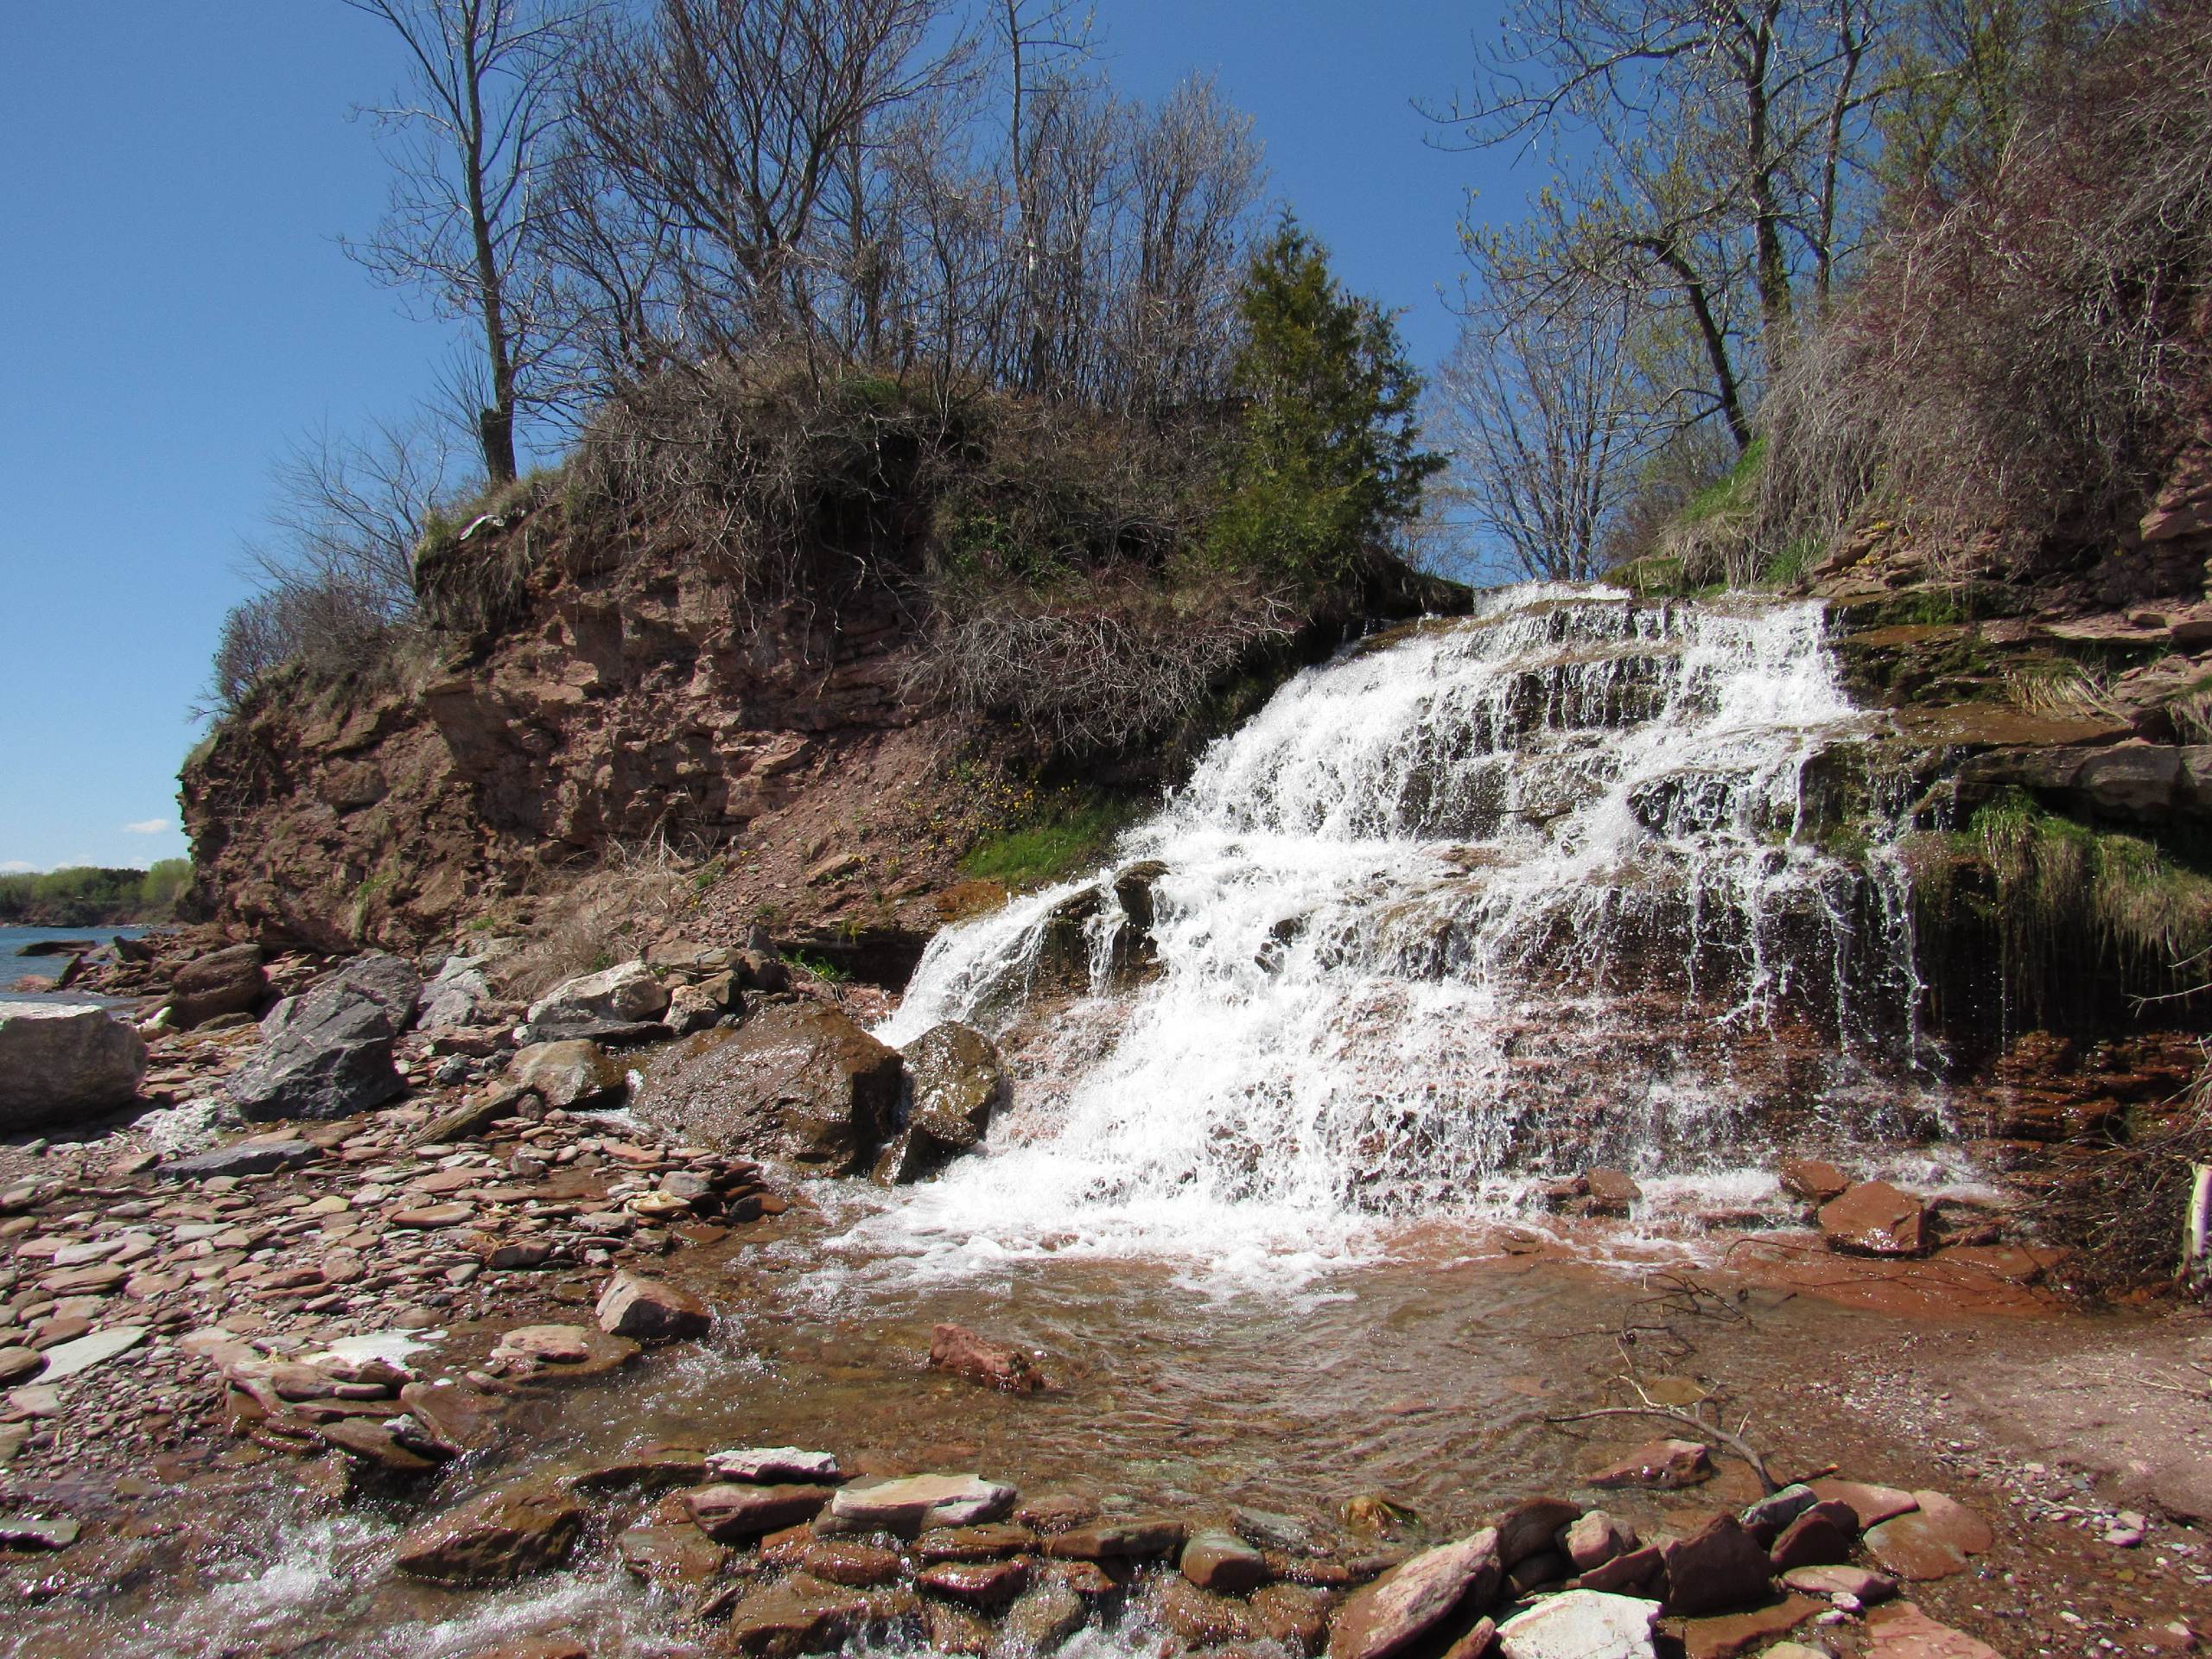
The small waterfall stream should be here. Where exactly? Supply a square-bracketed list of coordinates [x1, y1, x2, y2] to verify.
[862, 586, 1936, 1274]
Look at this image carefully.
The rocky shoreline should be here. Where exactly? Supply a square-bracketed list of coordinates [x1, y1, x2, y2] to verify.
[0, 934, 2209, 1657]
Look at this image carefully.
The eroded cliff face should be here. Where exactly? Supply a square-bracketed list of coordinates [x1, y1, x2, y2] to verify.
[182, 513, 988, 967]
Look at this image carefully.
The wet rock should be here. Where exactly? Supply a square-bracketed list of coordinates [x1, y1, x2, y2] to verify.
[1659, 1515, 1772, 1617]
[318, 1417, 443, 1473]
[1253, 1583, 1334, 1655]
[526, 961, 669, 1034]
[510, 1040, 628, 1110]
[1494, 1497, 1580, 1567]
[488, 1323, 639, 1380]
[0, 1003, 148, 1130]
[876, 1023, 1009, 1184]
[688, 1482, 836, 1541]
[1589, 1439, 1713, 1490]
[1863, 1492, 1991, 1581]
[1156, 1575, 1259, 1643]
[1806, 1478, 1918, 1529]
[1768, 1500, 1858, 1570]
[397, 1378, 505, 1454]
[167, 944, 269, 1029]
[393, 1484, 584, 1583]
[564, 1448, 711, 1496]
[709, 1446, 843, 1484]
[1777, 1160, 1850, 1203]
[226, 956, 419, 1122]
[829, 1473, 1015, 1535]
[158, 1138, 321, 1179]
[767, 1535, 907, 1587]
[1003, 1581, 1087, 1654]
[1583, 1169, 1641, 1217]
[724, 1577, 873, 1658]
[635, 1001, 901, 1173]
[1184, 1527, 1270, 1592]
[1863, 1601, 2004, 1658]
[918, 1558, 1033, 1609]
[1817, 1182, 1929, 1257]
[1497, 1589, 1659, 1659]
[1781, 1563, 1897, 1603]
[664, 980, 729, 1037]
[1327, 1529, 1502, 1659]
[1044, 1516, 1186, 1560]
[0, 1348, 41, 1385]
[617, 1522, 731, 1588]
[594, 1270, 711, 1340]
[927, 1322, 1043, 1393]
[1560, 1510, 1637, 1573]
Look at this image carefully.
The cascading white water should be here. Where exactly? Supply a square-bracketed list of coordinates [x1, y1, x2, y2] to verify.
[861, 585, 1931, 1274]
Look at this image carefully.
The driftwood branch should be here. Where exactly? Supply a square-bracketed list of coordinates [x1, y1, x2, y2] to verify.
[1548, 1376, 1782, 1497]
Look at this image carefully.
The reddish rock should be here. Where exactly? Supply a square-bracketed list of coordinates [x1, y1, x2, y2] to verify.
[1252, 1584, 1334, 1656]
[1768, 1500, 1859, 1570]
[724, 1578, 874, 1657]
[1817, 1182, 1929, 1256]
[830, 1472, 1017, 1534]
[918, 1558, 1033, 1609]
[617, 1522, 732, 1588]
[1864, 1601, 2005, 1658]
[688, 1483, 835, 1541]
[1184, 1528, 1270, 1592]
[594, 1271, 711, 1341]
[1671, 1593, 1821, 1659]
[1583, 1168, 1642, 1216]
[1561, 1510, 1636, 1572]
[927, 1322, 1043, 1393]
[1864, 1492, 1992, 1581]
[1589, 1438, 1714, 1489]
[167, 944, 268, 1029]
[1659, 1516, 1773, 1618]
[1807, 1478, 1918, 1529]
[1325, 1529, 1501, 1659]
[1778, 1159, 1850, 1203]
[1577, 1542, 1662, 1594]
[393, 1484, 584, 1583]
[1044, 1517, 1186, 1560]
[1154, 1577, 1259, 1644]
[916, 1523, 1038, 1562]
[772, 1538, 906, 1588]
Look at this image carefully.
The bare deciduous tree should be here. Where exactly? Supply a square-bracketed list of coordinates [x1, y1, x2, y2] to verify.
[342, 0, 595, 482]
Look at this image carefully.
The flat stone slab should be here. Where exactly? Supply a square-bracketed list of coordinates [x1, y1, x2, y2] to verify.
[0, 1516, 79, 1549]
[706, 1446, 843, 1484]
[159, 1141, 319, 1180]
[1865, 1493, 1992, 1581]
[1499, 1589, 1659, 1659]
[35, 1325, 146, 1382]
[1807, 1478, 1919, 1529]
[1864, 1601, 2005, 1658]
[830, 1472, 1016, 1534]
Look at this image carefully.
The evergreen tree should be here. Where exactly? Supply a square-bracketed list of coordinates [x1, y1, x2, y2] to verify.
[1208, 219, 1441, 589]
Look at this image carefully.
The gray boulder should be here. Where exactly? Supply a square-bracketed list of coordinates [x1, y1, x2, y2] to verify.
[0, 1004, 147, 1131]
[416, 955, 492, 1030]
[635, 999, 900, 1173]
[226, 953, 418, 1122]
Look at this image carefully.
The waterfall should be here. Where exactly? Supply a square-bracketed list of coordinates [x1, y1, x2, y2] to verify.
[863, 586, 1932, 1274]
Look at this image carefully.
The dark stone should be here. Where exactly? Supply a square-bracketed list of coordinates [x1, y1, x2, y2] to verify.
[1660, 1515, 1773, 1618]
[226, 954, 421, 1122]
[166, 943, 268, 1029]
[158, 1139, 320, 1180]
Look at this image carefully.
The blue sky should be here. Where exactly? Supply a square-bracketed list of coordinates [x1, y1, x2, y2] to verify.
[0, 1, 1519, 874]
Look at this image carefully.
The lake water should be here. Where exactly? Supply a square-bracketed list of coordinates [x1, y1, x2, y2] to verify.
[0, 923, 150, 1004]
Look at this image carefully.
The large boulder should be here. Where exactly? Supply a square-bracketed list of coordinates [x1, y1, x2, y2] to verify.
[165, 943, 268, 1029]
[509, 1039, 627, 1109]
[416, 955, 492, 1030]
[523, 961, 669, 1043]
[634, 999, 901, 1173]
[875, 1021, 1009, 1184]
[225, 953, 418, 1122]
[0, 1004, 147, 1131]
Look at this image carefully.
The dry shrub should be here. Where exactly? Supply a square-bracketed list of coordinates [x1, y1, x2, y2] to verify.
[493, 841, 694, 1002]
[2026, 1058, 2212, 1294]
[1759, 1, 2212, 569]
[907, 571, 1300, 756]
